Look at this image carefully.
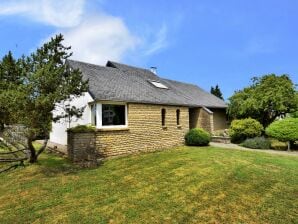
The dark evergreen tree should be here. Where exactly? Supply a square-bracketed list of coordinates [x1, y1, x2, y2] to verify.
[210, 84, 224, 100]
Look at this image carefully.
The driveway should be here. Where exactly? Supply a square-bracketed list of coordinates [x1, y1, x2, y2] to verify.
[210, 142, 298, 157]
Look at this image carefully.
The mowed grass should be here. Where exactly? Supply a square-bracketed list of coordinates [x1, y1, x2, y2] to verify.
[0, 146, 297, 224]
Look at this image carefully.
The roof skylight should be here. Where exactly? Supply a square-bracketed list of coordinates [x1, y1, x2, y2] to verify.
[149, 80, 168, 89]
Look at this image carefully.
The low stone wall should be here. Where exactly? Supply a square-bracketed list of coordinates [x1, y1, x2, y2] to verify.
[211, 136, 231, 144]
[67, 131, 99, 167]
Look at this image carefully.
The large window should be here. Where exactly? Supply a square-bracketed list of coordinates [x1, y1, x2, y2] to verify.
[102, 104, 126, 126]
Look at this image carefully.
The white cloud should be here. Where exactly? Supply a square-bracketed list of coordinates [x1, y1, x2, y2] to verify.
[0, 0, 169, 64]
[62, 15, 139, 64]
[0, 0, 84, 27]
[144, 24, 168, 56]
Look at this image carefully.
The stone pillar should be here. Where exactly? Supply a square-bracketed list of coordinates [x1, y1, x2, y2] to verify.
[67, 131, 98, 167]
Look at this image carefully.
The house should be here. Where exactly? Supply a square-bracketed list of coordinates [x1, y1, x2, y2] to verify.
[50, 60, 227, 158]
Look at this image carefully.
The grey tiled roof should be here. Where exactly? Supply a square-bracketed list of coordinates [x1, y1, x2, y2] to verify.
[68, 60, 227, 108]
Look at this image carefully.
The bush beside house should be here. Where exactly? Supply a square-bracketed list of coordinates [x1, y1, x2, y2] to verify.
[229, 118, 263, 143]
[185, 128, 211, 146]
[185, 128, 210, 146]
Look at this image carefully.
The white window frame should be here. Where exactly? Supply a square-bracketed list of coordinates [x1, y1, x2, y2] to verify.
[149, 80, 168, 89]
[92, 102, 128, 129]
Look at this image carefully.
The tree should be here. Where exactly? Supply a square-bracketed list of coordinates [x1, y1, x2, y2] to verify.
[266, 118, 298, 150]
[210, 84, 224, 100]
[0, 51, 23, 130]
[228, 74, 298, 127]
[1, 34, 88, 163]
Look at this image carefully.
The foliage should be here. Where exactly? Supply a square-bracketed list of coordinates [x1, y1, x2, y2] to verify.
[0, 34, 88, 163]
[185, 128, 210, 146]
[241, 137, 271, 149]
[68, 125, 96, 133]
[265, 118, 298, 150]
[229, 118, 263, 143]
[270, 139, 288, 151]
[1, 146, 298, 223]
[210, 84, 224, 100]
[228, 74, 298, 127]
[0, 51, 23, 130]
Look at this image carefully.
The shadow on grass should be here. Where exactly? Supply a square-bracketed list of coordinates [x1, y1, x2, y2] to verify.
[36, 153, 81, 177]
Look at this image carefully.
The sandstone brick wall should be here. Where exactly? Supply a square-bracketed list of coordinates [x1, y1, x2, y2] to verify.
[212, 108, 228, 131]
[67, 131, 97, 164]
[189, 107, 214, 133]
[96, 103, 189, 157]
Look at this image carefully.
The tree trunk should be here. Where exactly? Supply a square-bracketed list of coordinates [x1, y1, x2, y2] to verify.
[287, 141, 291, 151]
[27, 137, 49, 163]
[27, 138, 37, 163]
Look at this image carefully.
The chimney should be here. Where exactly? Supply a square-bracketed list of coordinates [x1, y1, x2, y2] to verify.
[150, 66, 157, 74]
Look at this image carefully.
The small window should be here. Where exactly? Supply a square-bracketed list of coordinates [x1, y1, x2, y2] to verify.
[150, 81, 168, 89]
[90, 104, 97, 126]
[176, 109, 180, 125]
[102, 104, 126, 126]
[161, 108, 166, 126]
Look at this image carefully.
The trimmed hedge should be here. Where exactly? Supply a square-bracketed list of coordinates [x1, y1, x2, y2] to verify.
[229, 118, 263, 143]
[265, 118, 298, 142]
[241, 137, 270, 149]
[185, 128, 210, 146]
[68, 125, 96, 133]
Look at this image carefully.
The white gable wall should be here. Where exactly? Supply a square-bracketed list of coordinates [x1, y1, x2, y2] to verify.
[49, 92, 94, 145]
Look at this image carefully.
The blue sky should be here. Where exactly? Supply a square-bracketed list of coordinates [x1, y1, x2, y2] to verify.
[0, 0, 297, 99]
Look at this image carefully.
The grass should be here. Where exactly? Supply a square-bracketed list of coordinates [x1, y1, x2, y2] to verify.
[0, 146, 297, 224]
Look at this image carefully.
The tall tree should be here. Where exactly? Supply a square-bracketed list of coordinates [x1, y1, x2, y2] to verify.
[210, 84, 224, 100]
[228, 74, 298, 127]
[2, 34, 88, 163]
[0, 51, 23, 130]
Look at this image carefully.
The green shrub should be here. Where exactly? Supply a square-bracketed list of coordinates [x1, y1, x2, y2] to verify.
[229, 118, 263, 143]
[270, 138, 288, 151]
[266, 118, 298, 142]
[185, 128, 210, 146]
[68, 125, 96, 133]
[241, 137, 270, 149]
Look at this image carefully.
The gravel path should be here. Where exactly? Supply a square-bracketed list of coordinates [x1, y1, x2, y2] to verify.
[210, 142, 298, 157]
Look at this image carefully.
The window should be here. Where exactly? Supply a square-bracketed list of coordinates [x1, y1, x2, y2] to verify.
[102, 104, 126, 126]
[90, 104, 96, 125]
[176, 109, 180, 125]
[150, 80, 168, 89]
[161, 108, 166, 126]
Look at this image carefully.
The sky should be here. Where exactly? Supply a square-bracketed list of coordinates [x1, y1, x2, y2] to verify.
[0, 0, 297, 99]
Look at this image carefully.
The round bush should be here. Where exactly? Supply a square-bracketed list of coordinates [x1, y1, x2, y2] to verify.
[229, 118, 263, 143]
[241, 137, 270, 149]
[266, 118, 298, 142]
[185, 128, 210, 146]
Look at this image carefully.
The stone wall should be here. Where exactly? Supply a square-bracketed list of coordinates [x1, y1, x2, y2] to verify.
[67, 103, 189, 161]
[96, 104, 189, 157]
[189, 107, 214, 133]
[212, 108, 228, 131]
[67, 131, 98, 166]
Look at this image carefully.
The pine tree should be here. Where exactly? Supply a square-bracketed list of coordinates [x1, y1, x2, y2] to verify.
[0, 34, 88, 162]
[210, 84, 224, 100]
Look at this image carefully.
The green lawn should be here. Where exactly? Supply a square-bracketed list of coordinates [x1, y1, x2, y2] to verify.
[0, 146, 297, 224]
